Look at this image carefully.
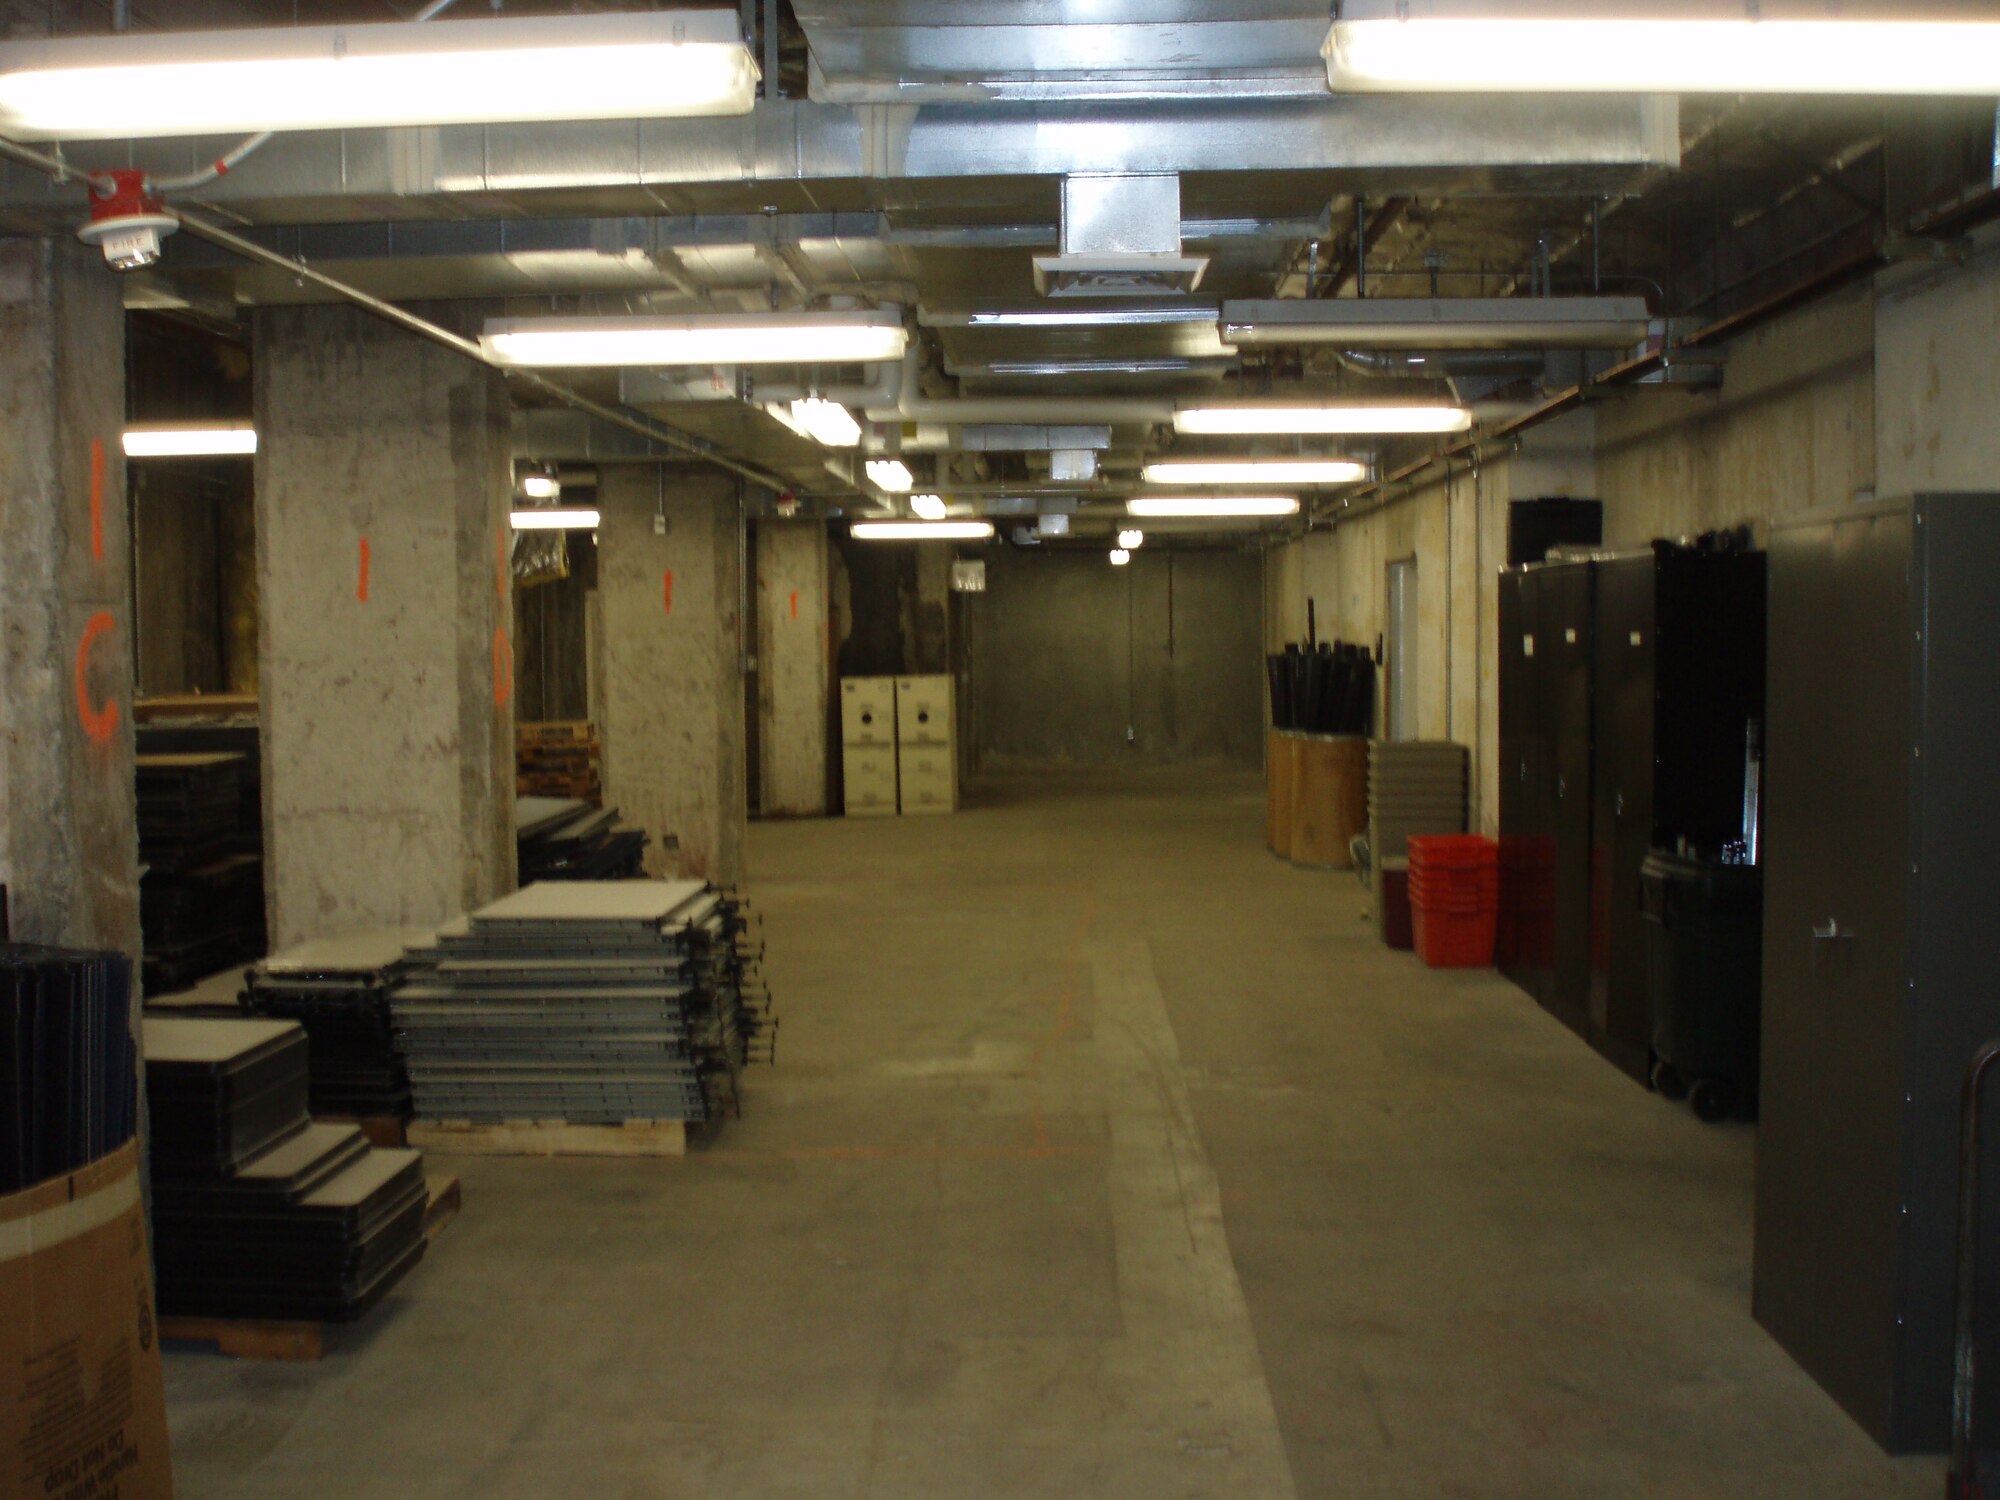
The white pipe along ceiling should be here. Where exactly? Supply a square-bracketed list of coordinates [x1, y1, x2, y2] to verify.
[4, 1, 1993, 541]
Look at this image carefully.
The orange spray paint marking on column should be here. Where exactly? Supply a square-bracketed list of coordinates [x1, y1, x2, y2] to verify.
[357, 537, 372, 602]
[492, 626, 514, 709]
[789, 589, 799, 620]
[662, 570, 675, 615]
[88, 439, 106, 563]
[74, 611, 120, 744]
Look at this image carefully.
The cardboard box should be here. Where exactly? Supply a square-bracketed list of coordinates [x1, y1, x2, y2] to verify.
[3, 1141, 174, 1500]
[893, 676, 954, 747]
[840, 678, 896, 747]
[843, 744, 899, 816]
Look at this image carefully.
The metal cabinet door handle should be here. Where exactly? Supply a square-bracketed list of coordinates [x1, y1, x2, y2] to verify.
[1812, 919, 1852, 942]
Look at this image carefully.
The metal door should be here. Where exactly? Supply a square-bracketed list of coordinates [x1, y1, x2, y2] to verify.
[1756, 502, 1913, 1448]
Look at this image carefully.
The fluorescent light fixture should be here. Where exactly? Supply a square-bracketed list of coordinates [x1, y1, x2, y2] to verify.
[786, 397, 862, 448]
[510, 507, 601, 531]
[0, 11, 758, 141]
[1323, 14, 2000, 97]
[1175, 403, 1471, 436]
[910, 494, 949, 520]
[122, 422, 256, 457]
[481, 310, 907, 368]
[851, 520, 995, 541]
[932, 306, 1220, 329]
[520, 473, 561, 501]
[1220, 296, 1652, 350]
[1143, 458, 1368, 486]
[1109, 548, 1132, 566]
[865, 459, 914, 493]
[1117, 529, 1145, 550]
[1127, 496, 1300, 519]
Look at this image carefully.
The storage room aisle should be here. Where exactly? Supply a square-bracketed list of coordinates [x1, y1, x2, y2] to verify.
[160, 771, 1934, 1498]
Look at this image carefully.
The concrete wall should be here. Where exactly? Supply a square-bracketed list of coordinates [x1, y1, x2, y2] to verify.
[1876, 244, 2000, 493]
[0, 236, 139, 955]
[255, 304, 514, 946]
[597, 467, 746, 883]
[965, 546, 1263, 768]
[755, 519, 831, 817]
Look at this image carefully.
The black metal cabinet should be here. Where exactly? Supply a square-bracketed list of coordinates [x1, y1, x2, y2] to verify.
[1548, 562, 1597, 1037]
[1589, 556, 1657, 1078]
[1498, 567, 1555, 1005]
[1756, 495, 2000, 1453]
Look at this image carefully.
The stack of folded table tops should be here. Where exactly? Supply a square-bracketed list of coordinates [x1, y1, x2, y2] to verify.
[136, 752, 265, 991]
[393, 880, 774, 1127]
[1368, 740, 1470, 909]
[516, 796, 649, 883]
[1, 944, 138, 1194]
[241, 928, 430, 1120]
[142, 1016, 428, 1322]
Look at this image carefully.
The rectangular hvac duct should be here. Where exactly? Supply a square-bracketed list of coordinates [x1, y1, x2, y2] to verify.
[1034, 174, 1209, 297]
[1220, 296, 1654, 349]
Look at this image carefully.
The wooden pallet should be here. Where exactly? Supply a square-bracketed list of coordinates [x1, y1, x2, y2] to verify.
[158, 1176, 461, 1362]
[516, 720, 599, 747]
[405, 1119, 686, 1158]
[319, 1113, 409, 1148]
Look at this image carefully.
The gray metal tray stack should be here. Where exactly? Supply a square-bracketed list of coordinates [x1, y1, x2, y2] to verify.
[1368, 741, 1470, 886]
[391, 881, 772, 1126]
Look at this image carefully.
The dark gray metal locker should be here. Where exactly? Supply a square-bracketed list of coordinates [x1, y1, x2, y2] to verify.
[1548, 561, 1596, 1038]
[1589, 554, 1657, 1082]
[1499, 566, 1554, 1005]
[1756, 494, 2000, 1453]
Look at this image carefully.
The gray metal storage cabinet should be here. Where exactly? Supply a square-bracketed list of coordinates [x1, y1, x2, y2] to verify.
[1756, 493, 2000, 1453]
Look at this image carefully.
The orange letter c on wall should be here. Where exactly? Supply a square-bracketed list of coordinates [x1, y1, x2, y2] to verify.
[75, 611, 120, 744]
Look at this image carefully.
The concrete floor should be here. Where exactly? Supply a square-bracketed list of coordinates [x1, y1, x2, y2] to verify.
[163, 770, 1941, 1497]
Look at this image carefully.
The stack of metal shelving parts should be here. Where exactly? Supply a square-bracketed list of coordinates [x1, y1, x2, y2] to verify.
[1368, 741, 1470, 876]
[1, 944, 137, 1195]
[142, 1016, 428, 1321]
[393, 880, 773, 1126]
[241, 928, 430, 1120]
[516, 796, 649, 883]
[136, 752, 265, 991]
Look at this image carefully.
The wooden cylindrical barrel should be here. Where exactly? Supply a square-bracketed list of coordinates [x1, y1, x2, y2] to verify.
[1290, 733, 1369, 868]
[1267, 728, 1298, 857]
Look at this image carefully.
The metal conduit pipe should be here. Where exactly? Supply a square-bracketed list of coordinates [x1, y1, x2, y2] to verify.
[1332, 349, 1549, 380]
[861, 341, 1176, 427]
[173, 206, 802, 494]
[746, 352, 904, 409]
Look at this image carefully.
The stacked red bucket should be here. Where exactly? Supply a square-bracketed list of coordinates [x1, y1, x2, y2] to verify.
[1407, 834, 1501, 968]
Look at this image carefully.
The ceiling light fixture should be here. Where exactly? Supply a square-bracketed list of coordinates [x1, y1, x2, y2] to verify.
[864, 459, 914, 493]
[0, 11, 757, 141]
[122, 422, 256, 458]
[1126, 496, 1300, 519]
[785, 397, 862, 448]
[509, 507, 601, 531]
[1322, 12, 2000, 97]
[910, 494, 949, 520]
[934, 306, 1221, 329]
[520, 473, 561, 501]
[1143, 458, 1369, 486]
[1220, 296, 1651, 350]
[1117, 529, 1145, 550]
[851, 520, 996, 541]
[481, 310, 907, 368]
[1109, 548, 1132, 566]
[1174, 403, 1471, 436]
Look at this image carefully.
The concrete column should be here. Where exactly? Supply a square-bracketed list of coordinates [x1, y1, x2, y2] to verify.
[598, 467, 746, 884]
[254, 305, 514, 947]
[0, 236, 139, 955]
[755, 519, 830, 816]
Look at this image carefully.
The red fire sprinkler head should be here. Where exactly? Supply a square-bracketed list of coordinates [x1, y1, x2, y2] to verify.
[77, 169, 178, 272]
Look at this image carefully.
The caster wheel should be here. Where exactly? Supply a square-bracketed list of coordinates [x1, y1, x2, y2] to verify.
[1652, 1060, 1689, 1102]
[1690, 1078, 1739, 1123]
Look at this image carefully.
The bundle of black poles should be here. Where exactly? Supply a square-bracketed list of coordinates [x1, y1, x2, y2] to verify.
[1266, 641, 1374, 736]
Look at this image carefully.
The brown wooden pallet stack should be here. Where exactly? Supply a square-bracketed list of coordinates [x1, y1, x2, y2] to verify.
[516, 720, 603, 803]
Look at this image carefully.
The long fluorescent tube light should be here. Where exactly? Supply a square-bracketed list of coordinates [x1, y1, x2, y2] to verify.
[1175, 403, 1471, 436]
[510, 507, 601, 531]
[0, 12, 757, 141]
[1220, 297, 1652, 350]
[1323, 14, 2000, 96]
[1127, 496, 1300, 519]
[933, 306, 1221, 329]
[910, 494, 948, 520]
[851, 521, 995, 541]
[1109, 548, 1132, 566]
[481, 311, 907, 368]
[865, 459, 914, 493]
[122, 422, 256, 457]
[786, 398, 862, 448]
[1143, 458, 1369, 486]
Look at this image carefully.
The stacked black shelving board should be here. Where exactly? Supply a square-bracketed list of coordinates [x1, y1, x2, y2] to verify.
[136, 752, 266, 992]
[516, 796, 649, 882]
[1, 945, 137, 1195]
[242, 929, 431, 1120]
[143, 1016, 429, 1321]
